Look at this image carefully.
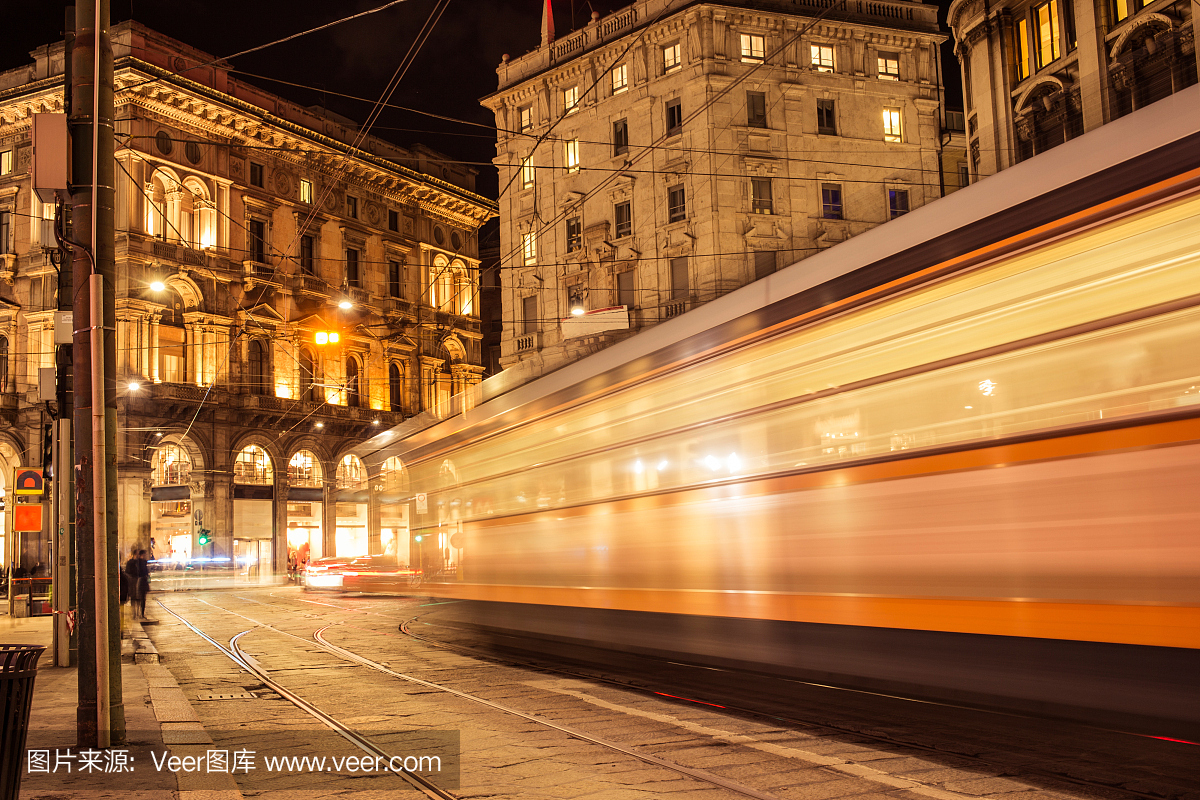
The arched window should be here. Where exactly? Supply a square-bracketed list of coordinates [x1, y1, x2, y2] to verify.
[248, 339, 268, 395]
[146, 172, 168, 237]
[0, 335, 9, 394]
[299, 348, 318, 402]
[152, 444, 192, 486]
[288, 450, 323, 487]
[381, 456, 406, 492]
[389, 362, 404, 413]
[233, 444, 273, 485]
[432, 255, 453, 312]
[450, 260, 473, 315]
[345, 355, 361, 408]
[182, 178, 215, 249]
[336, 454, 365, 489]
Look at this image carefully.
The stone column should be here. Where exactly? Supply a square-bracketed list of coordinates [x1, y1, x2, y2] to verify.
[149, 313, 160, 383]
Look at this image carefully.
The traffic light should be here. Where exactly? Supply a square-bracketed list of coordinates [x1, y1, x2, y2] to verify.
[197, 529, 211, 546]
[41, 423, 53, 478]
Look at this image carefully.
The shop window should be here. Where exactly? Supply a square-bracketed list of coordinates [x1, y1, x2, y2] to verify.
[233, 444, 273, 485]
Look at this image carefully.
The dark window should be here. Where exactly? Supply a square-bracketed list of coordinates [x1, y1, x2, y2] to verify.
[299, 348, 317, 401]
[617, 270, 636, 309]
[670, 257, 689, 300]
[186, 141, 202, 164]
[0, 335, 8, 393]
[889, 189, 910, 219]
[566, 216, 582, 252]
[613, 119, 629, 156]
[156, 131, 173, 155]
[522, 295, 538, 335]
[665, 99, 683, 136]
[389, 260, 402, 298]
[388, 209, 399, 232]
[958, 164, 969, 187]
[300, 235, 314, 274]
[346, 248, 360, 287]
[817, 100, 837, 135]
[0, 211, 10, 255]
[667, 185, 686, 223]
[754, 250, 777, 280]
[248, 219, 266, 263]
[248, 339, 267, 395]
[249, 162, 263, 187]
[615, 201, 632, 238]
[747, 91, 767, 128]
[389, 362, 404, 413]
[821, 184, 843, 220]
[346, 195, 358, 219]
[345, 357, 361, 407]
[751, 179, 773, 214]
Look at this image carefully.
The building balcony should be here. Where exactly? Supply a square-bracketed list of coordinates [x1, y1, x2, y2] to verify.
[242, 260, 279, 289]
[347, 286, 371, 305]
[291, 273, 329, 297]
[514, 331, 541, 353]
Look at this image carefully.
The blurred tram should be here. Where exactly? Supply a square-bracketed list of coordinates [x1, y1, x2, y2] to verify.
[358, 87, 1200, 737]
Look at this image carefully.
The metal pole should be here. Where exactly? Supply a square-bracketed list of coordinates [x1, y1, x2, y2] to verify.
[71, 0, 121, 748]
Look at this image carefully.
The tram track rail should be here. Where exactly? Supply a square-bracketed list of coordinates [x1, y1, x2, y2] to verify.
[160, 594, 797, 800]
[393, 611, 1195, 800]
[154, 597, 459, 800]
[156, 591, 1196, 800]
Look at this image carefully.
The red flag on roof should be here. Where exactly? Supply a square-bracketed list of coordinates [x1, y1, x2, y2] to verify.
[541, 0, 555, 46]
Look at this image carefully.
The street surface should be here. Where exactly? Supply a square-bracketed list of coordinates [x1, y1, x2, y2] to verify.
[138, 587, 1199, 800]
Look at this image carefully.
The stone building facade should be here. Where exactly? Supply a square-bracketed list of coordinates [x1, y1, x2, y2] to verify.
[0, 23, 496, 578]
[948, 0, 1197, 175]
[483, 0, 945, 376]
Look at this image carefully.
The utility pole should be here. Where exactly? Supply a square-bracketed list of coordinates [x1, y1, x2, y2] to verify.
[69, 0, 123, 748]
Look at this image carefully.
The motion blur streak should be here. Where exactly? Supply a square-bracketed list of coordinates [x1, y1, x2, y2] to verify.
[357, 89, 1200, 735]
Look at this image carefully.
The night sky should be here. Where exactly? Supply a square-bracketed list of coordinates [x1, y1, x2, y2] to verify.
[4, 0, 961, 200]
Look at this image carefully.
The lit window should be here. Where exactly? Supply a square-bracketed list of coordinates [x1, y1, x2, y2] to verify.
[877, 53, 900, 80]
[519, 105, 533, 131]
[1014, 18, 1030, 81]
[563, 85, 579, 114]
[888, 189, 910, 219]
[740, 34, 765, 62]
[521, 156, 535, 190]
[821, 184, 843, 220]
[566, 216, 582, 252]
[751, 179, 773, 214]
[522, 231, 536, 266]
[1113, 0, 1132, 22]
[612, 64, 628, 94]
[1034, 1, 1060, 69]
[299, 179, 313, 204]
[564, 139, 579, 173]
[882, 107, 903, 142]
[614, 201, 632, 238]
[811, 44, 835, 73]
[667, 185, 686, 223]
[663, 42, 681, 72]
[234, 444, 273, 485]
[1, 150, 13, 176]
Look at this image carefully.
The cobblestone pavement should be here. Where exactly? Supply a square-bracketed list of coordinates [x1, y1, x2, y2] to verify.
[143, 588, 1199, 800]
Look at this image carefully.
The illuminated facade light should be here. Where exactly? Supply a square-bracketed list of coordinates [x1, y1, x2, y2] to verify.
[150, 281, 165, 292]
[338, 300, 353, 310]
[128, 382, 141, 392]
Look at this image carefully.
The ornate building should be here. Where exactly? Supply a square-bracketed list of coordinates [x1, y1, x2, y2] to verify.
[0, 23, 496, 577]
[483, 0, 945, 377]
[948, 0, 1197, 174]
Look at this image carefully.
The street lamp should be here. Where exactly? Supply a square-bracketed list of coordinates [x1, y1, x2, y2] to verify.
[338, 300, 353, 310]
[127, 381, 140, 392]
[149, 280, 165, 292]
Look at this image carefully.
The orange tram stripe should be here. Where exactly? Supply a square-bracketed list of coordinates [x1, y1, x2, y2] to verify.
[414, 584, 1200, 651]
[418, 416, 1200, 650]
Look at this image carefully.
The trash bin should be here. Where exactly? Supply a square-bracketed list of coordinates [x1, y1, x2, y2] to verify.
[0, 645, 45, 800]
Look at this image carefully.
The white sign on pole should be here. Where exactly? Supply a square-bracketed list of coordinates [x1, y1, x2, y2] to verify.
[416, 493, 427, 514]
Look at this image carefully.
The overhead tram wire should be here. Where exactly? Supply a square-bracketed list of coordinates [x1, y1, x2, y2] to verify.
[118, 0, 419, 94]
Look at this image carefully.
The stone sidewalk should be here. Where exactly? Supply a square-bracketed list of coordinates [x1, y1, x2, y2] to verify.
[2, 612, 243, 799]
